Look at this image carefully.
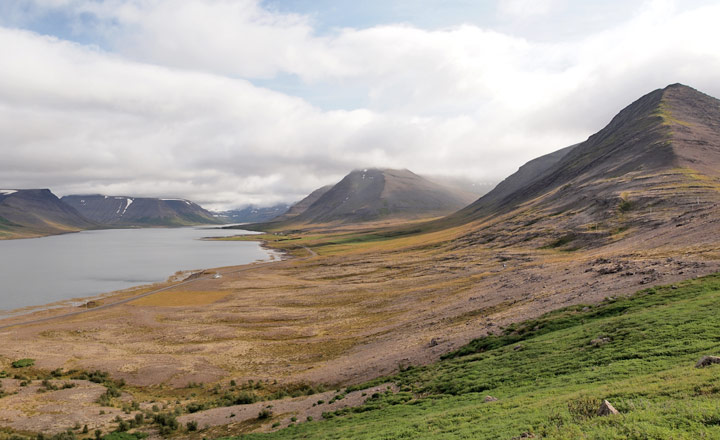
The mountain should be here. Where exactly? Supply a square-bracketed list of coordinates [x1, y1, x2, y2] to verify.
[280, 168, 476, 225]
[61, 195, 222, 227]
[272, 185, 333, 222]
[219, 204, 290, 223]
[423, 175, 497, 198]
[447, 83, 720, 249]
[0, 189, 96, 239]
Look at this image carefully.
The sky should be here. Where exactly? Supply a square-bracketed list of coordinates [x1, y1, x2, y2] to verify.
[1, 0, 719, 210]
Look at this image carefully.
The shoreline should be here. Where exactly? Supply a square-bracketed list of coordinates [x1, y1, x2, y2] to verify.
[0, 258, 283, 331]
[0, 222, 233, 241]
[0, 233, 287, 328]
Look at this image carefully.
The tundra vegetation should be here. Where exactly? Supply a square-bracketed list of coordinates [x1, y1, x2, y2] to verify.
[232, 274, 720, 439]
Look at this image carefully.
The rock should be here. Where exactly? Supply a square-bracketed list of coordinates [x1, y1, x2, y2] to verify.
[591, 337, 611, 347]
[513, 344, 524, 351]
[428, 338, 440, 347]
[598, 264, 624, 275]
[597, 400, 619, 416]
[484, 395, 498, 402]
[696, 356, 720, 368]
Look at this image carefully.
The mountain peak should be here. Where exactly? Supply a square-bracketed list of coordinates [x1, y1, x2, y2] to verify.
[659, 83, 720, 177]
[664, 82, 690, 90]
[0, 189, 95, 238]
[451, 84, 720, 228]
[273, 168, 475, 225]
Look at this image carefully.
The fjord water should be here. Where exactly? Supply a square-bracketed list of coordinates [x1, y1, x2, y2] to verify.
[0, 227, 274, 313]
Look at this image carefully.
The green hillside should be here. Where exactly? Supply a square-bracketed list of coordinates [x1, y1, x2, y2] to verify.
[234, 273, 720, 439]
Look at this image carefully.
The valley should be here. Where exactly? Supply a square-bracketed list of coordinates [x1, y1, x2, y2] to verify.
[4, 0, 720, 437]
[1, 84, 720, 439]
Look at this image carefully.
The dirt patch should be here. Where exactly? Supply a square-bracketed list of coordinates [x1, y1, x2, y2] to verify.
[0, 379, 129, 434]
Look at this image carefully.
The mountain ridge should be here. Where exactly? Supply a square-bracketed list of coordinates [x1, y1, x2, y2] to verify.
[220, 204, 291, 224]
[0, 189, 96, 239]
[271, 168, 476, 226]
[446, 85, 713, 214]
[439, 83, 720, 251]
[61, 194, 222, 227]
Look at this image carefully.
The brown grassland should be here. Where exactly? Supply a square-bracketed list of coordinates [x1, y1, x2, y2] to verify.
[1, 166, 720, 435]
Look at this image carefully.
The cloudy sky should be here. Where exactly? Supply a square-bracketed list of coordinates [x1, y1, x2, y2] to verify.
[1, 0, 719, 210]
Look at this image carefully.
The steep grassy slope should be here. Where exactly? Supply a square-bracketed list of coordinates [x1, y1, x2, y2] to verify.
[237, 274, 720, 439]
[0, 189, 96, 239]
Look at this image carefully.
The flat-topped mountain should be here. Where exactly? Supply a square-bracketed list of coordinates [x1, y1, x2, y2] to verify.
[280, 168, 476, 225]
[447, 83, 720, 249]
[0, 189, 96, 239]
[62, 194, 222, 227]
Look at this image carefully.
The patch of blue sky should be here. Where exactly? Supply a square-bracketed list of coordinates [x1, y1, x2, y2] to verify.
[261, 0, 497, 33]
[0, 2, 109, 48]
[261, 0, 720, 41]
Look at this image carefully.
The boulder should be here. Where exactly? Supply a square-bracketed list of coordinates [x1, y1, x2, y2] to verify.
[597, 399, 619, 416]
[591, 337, 611, 347]
[696, 356, 720, 368]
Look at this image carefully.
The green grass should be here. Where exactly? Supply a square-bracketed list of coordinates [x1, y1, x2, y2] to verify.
[0, 216, 21, 230]
[229, 273, 720, 439]
[313, 229, 423, 247]
[11, 359, 35, 368]
[619, 199, 633, 213]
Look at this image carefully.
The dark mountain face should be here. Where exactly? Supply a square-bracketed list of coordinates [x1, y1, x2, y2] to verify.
[62, 195, 222, 227]
[447, 83, 720, 250]
[288, 168, 476, 225]
[220, 204, 290, 223]
[454, 143, 578, 220]
[662, 83, 720, 178]
[274, 185, 333, 222]
[0, 189, 96, 238]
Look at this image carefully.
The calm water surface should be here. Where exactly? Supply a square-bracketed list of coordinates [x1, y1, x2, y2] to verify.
[0, 226, 274, 313]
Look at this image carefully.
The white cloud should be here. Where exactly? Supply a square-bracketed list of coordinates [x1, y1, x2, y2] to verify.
[497, 0, 562, 18]
[1, 0, 720, 209]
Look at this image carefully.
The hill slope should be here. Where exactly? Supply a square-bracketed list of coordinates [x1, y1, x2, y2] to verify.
[272, 185, 333, 222]
[443, 83, 720, 250]
[283, 169, 475, 225]
[0, 189, 96, 239]
[61, 195, 222, 227]
[238, 274, 720, 439]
